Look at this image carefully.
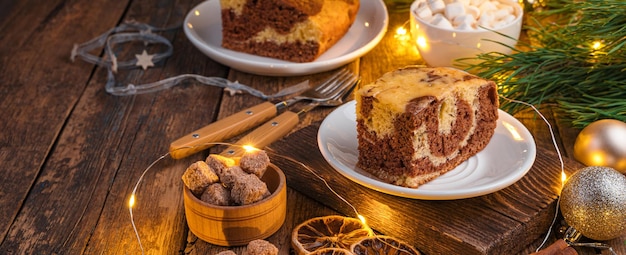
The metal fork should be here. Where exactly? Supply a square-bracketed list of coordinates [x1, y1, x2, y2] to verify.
[220, 71, 359, 157]
[170, 69, 359, 159]
[280, 69, 356, 107]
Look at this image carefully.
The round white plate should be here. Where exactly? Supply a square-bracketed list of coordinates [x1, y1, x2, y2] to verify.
[183, 0, 388, 76]
[317, 101, 537, 200]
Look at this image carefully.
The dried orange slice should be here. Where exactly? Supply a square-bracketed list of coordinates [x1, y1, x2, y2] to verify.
[292, 215, 373, 255]
[308, 248, 353, 255]
[350, 236, 420, 255]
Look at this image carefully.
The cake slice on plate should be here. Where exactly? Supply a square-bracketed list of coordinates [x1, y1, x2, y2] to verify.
[220, 0, 359, 62]
[355, 66, 499, 188]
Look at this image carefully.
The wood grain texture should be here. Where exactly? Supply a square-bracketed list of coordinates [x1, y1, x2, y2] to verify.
[0, 0, 222, 253]
[1, 0, 624, 254]
[267, 122, 583, 255]
[0, 0, 132, 245]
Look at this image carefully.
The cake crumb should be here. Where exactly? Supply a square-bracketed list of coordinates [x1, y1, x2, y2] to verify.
[200, 183, 232, 206]
[181, 161, 219, 196]
[240, 150, 270, 177]
[231, 174, 271, 205]
[245, 239, 278, 255]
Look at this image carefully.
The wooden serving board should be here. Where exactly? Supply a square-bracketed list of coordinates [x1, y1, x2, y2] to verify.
[268, 122, 581, 255]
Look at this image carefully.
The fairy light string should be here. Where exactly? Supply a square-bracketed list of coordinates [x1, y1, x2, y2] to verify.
[128, 143, 369, 254]
[497, 95, 617, 255]
[497, 95, 566, 252]
[127, 98, 578, 254]
[129, 141, 426, 253]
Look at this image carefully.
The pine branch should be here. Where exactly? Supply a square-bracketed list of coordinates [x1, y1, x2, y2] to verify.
[462, 0, 626, 128]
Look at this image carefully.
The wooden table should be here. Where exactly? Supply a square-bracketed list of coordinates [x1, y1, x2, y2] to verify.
[1, 0, 624, 254]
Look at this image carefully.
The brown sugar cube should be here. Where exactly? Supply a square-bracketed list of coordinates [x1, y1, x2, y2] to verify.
[200, 183, 232, 206]
[245, 239, 278, 255]
[181, 161, 219, 196]
[218, 165, 247, 188]
[231, 174, 271, 205]
[205, 154, 236, 176]
[239, 150, 270, 178]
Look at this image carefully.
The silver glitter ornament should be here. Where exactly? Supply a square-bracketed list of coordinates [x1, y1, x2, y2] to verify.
[560, 166, 626, 240]
[574, 119, 626, 173]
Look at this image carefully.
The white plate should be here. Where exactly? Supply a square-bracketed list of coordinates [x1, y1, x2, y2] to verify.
[318, 101, 537, 200]
[183, 0, 388, 76]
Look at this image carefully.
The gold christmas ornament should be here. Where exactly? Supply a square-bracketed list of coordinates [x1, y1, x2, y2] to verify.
[560, 166, 626, 241]
[574, 119, 626, 174]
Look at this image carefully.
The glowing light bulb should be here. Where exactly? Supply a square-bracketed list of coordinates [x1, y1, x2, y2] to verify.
[357, 214, 367, 225]
[129, 194, 136, 208]
[592, 41, 603, 50]
[416, 36, 428, 49]
[243, 145, 258, 153]
[394, 26, 411, 41]
[396, 26, 407, 36]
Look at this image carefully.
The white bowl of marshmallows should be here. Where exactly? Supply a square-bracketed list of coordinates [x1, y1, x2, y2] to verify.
[410, 0, 523, 67]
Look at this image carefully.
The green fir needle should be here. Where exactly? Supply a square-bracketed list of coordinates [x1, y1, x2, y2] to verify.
[461, 0, 626, 128]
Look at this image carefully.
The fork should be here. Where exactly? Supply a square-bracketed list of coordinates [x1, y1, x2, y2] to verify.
[169, 69, 359, 159]
[219, 74, 359, 157]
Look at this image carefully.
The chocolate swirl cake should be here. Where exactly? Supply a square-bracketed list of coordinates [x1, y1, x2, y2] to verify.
[220, 0, 359, 63]
[355, 66, 499, 188]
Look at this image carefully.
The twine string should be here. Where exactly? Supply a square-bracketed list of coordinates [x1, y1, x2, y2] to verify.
[71, 21, 307, 98]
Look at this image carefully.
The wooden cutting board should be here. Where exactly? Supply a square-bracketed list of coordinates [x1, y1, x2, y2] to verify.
[268, 122, 581, 255]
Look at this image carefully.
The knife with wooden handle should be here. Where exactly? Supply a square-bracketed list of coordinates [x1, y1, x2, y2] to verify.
[218, 110, 300, 157]
[169, 80, 309, 159]
[169, 102, 281, 159]
[217, 76, 359, 157]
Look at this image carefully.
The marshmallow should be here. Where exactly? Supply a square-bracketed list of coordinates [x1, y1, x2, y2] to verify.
[414, 0, 519, 31]
[466, 6, 480, 19]
[478, 1, 497, 13]
[453, 14, 475, 26]
[493, 8, 511, 20]
[496, 2, 515, 14]
[456, 22, 475, 30]
[469, 0, 486, 7]
[428, 0, 446, 14]
[500, 14, 516, 23]
[414, 4, 434, 20]
[477, 12, 495, 28]
[458, 0, 471, 6]
[444, 2, 466, 21]
[430, 13, 454, 29]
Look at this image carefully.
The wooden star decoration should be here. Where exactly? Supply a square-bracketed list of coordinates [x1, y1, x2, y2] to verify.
[135, 50, 154, 70]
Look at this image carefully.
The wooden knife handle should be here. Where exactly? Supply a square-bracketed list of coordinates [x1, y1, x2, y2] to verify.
[169, 102, 277, 159]
[219, 111, 300, 157]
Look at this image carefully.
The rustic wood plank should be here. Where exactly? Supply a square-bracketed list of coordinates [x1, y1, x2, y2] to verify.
[0, 0, 131, 245]
[267, 122, 583, 255]
[0, 0, 229, 253]
[74, 0, 230, 253]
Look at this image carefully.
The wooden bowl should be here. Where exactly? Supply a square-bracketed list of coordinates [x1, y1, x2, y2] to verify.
[183, 163, 287, 246]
